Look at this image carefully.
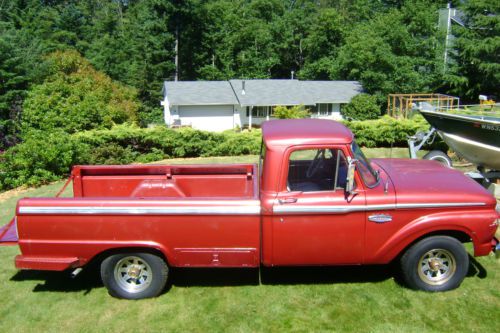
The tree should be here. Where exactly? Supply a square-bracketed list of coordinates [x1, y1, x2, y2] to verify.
[334, 2, 443, 105]
[445, 0, 500, 101]
[342, 94, 380, 120]
[21, 50, 140, 135]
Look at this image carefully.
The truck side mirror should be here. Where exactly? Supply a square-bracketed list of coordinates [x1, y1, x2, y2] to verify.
[346, 159, 357, 194]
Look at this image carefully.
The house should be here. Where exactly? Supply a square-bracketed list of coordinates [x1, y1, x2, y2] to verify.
[161, 79, 363, 131]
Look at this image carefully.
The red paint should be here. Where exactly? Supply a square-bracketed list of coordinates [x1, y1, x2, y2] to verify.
[0, 119, 497, 274]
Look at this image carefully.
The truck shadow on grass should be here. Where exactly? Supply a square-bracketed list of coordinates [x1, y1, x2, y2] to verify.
[10, 254, 488, 294]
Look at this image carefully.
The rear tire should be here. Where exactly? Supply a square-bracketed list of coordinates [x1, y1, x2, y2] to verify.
[423, 150, 452, 168]
[400, 236, 468, 292]
[101, 252, 168, 299]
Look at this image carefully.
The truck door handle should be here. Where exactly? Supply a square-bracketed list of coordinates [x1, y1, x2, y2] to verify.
[278, 198, 298, 204]
[368, 214, 393, 223]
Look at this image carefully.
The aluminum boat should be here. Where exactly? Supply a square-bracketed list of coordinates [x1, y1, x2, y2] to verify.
[419, 109, 500, 170]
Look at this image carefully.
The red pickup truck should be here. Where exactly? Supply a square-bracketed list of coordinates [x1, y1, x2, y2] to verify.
[1, 119, 498, 299]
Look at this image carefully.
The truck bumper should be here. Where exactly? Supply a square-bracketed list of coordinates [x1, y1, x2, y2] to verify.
[492, 237, 500, 258]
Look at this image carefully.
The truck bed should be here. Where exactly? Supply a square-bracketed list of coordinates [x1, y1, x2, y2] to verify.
[11, 164, 262, 270]
[72, 164, 258, 198]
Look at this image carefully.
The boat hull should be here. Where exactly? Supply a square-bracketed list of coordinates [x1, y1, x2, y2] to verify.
[419, 110, 500, 170]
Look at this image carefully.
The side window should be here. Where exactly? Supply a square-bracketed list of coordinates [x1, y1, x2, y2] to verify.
[287, 148, 348, 192]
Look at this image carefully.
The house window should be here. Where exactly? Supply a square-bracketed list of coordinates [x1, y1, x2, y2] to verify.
[246, 106, 271, 118]
[317, 104, 333, 116]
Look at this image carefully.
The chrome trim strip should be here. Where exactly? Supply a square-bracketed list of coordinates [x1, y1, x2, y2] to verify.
[19, 205, 261, 215]
[274, 202, 486, 214]
[274, 204, 393, 214]
[19, 202, 487, 216]
[396, 202, 486, 209]
[368, 214, 393, 223]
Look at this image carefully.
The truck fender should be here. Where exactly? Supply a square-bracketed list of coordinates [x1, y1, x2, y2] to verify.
[369, 210, 494, 264]
[87, 241, 173, 267]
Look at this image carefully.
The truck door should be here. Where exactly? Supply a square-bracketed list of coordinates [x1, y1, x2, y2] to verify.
[271, 147, 366, 265]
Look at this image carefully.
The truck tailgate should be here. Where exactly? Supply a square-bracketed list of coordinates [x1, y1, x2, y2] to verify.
[0, 218, 18, 245]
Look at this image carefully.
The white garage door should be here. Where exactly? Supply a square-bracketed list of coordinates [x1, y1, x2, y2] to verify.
[179, 105, 234, 132]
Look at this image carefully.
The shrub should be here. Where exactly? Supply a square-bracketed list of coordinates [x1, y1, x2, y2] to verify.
[207, 130, 261, 156]
[342, 93, 381, 120]
[273, 105, 309, 119]
[344, 115, 429, 147]
[0, 130, 89, 190]
[21, 50, 140, 135]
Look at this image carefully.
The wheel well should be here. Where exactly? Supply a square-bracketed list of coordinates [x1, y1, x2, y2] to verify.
[394, 230, 472, 263]
[88, 247, 169, 268]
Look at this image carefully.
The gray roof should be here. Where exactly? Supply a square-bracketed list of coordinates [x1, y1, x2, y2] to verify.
[163, 80, 363, 106]
[163, 81, 238, 105]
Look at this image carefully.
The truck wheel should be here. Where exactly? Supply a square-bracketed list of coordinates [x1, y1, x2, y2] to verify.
[400, 236, 468, 292]
[423, 150, 452, 168]
[100, 252, 168, 299]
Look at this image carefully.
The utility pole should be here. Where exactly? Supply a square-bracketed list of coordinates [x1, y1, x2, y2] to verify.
[174, 24, 179, 81]
[443, 3, 452, 73]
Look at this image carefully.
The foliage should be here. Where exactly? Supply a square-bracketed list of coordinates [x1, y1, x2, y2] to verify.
[334, 1, 444, 104]
[344, 115, 430, 148]
[273, 105, 309, 119]
[77, 125, 261, 161]
[0, 130, 89, 190]
[444, 0, 500, 101]
[342, 94, 381, 120]
[21, 50, 140, 135]
[2, 0, 489, 137]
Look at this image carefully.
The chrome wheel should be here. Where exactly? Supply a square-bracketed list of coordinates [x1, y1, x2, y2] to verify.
[417, 249, 456, 286]
[113, 256, 153, 293]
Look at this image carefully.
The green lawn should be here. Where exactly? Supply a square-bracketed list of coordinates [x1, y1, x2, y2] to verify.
[0, 151, 498, 332]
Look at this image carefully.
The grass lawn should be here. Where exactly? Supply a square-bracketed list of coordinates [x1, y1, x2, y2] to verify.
[0, 150, 498, 332]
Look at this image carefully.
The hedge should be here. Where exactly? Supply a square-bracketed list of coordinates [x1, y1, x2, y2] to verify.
[345, 115, 429, 147]
[0, 117, 429, 191]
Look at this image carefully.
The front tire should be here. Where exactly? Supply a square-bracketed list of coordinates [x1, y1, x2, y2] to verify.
[400, 236, 468, 292]
[101, 252, 169, 299]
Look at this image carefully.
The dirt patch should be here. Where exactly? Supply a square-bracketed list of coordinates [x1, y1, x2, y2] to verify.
[0, 186, 30, 202]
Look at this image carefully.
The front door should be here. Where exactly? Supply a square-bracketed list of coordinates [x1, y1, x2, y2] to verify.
[271, 147, 366, 265]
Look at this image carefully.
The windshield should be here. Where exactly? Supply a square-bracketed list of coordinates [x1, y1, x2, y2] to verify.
[351, 141, 379, 188]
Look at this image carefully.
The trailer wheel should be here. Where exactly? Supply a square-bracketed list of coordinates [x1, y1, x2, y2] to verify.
[423, 150, 452, 168]
[101, 252, 168, 299]
[400, 236, 468, 292]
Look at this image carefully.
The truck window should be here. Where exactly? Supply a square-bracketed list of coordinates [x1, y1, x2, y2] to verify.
[287, 148, 348, 192]
[351, 141, 379, 188]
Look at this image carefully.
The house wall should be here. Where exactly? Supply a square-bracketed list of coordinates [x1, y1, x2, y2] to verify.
[177, 105, 236, 132]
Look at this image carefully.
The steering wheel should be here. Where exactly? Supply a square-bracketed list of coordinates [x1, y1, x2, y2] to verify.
[306, 149, 325, 178]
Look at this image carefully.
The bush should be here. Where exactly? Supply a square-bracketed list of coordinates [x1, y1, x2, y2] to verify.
[77, 124, 261, 163]
[0, 130, 89, 190]
[342, 93, 381, 120]
[273, 105, 309, 119]
[344, 115, 429, 147]
[21, 50, 140, 135]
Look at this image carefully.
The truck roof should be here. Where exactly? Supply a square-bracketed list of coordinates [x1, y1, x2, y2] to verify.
[261, 119, 354, 147]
